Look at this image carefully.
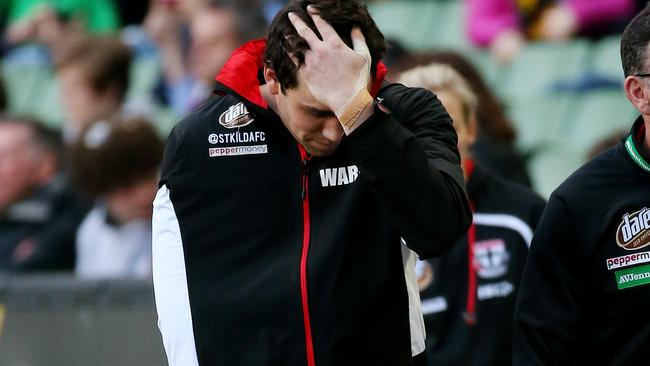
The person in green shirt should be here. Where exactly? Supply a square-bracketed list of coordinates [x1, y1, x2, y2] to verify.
[7, 0, 119, 34]
[4, 0, 120, 61]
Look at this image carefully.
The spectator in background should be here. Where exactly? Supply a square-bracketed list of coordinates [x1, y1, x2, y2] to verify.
[6, 0, 119, 35]
[468, 0, 638, 64]
[55, 35, 132, 142]
[69, 117, 163, 279]
[0, 117, 87, 272]
[393, 51, 531, 187]
[4, 0, 120, 60]
[144, 0, 267, 115]
[398, 64, 545, 366]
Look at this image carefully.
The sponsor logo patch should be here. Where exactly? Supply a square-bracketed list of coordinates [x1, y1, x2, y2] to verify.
[616, 208, 650, 250]
[615, 264, 650, 290]
[219, 102, 255, 129]
[606, 250, 650, 270]
[209, 145, 268, 157]
[319, 165, 359, 187]
[473, 239, 510, 279]
[477, 281, 513, 300]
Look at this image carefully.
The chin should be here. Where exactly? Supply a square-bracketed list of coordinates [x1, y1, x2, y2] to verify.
[306, 144, 338, 157]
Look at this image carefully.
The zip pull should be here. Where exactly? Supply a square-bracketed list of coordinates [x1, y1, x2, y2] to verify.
[301, 159, 309, 200]
[298, 144, 310, 200]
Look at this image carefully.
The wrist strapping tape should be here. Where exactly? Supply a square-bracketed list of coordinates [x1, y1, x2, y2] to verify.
[336, 89, 373, 135]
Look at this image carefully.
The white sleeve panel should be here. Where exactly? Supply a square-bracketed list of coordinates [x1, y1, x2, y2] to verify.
[472, 213, 534, 247]
[401, 240, 426, 356]
[152, 185, 199, 366]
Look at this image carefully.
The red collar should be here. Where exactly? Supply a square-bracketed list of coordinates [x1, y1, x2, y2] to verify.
[636, 122, 646, 144]
[463, 158, 475, 180]
[215, 39, 388, 109]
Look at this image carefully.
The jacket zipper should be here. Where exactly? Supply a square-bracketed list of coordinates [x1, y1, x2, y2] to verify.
[298, 144, 316, 366]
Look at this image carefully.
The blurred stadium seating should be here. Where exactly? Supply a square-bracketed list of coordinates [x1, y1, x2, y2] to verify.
[367, 0, 637, 197]
[1, 0, 638, 197]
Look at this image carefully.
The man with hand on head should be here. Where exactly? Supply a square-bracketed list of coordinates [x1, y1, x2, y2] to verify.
[513, 5, 650, 364]
[152, 1, 471, 365]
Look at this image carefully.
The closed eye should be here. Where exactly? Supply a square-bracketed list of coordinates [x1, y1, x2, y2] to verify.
[305, 106, 335, 118]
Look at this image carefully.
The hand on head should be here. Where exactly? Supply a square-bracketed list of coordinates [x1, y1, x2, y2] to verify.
[288, 5, 374, 134]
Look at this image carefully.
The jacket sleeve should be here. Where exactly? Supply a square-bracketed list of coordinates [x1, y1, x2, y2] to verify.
[513, 194, 584, 365]
[152, 123, 202, 366]
[344, 85, 471, 259]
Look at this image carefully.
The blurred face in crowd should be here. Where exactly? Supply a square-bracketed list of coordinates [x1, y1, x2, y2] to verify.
[264, 67, 345, 157]
[106, 174, 159, 224]
[189, 7, 240, 84]
[436, 90, 478, 173]
[0, 123, 56, 211]
[58, 66, 121, 138]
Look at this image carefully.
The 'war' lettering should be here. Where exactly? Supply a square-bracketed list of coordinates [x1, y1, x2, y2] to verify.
[319, 165, 360, 187]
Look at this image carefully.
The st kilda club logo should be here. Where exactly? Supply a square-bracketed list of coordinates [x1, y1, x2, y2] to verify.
[617, 208, 650, 250]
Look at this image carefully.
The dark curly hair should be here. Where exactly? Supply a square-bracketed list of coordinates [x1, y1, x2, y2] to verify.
[264, 0, 386, 92]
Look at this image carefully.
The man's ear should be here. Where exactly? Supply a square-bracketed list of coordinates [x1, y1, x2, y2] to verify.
[264, 66, 281, 96]
[625, 76, 650, 115]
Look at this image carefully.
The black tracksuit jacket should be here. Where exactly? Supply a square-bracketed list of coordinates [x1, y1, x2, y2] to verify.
[420, 162, 545, 366]
[514, 117, 650, 365]
[152, 40, 471, 366]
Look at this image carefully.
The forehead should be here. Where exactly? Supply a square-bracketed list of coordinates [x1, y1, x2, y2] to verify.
[435, 90, 467, 126]
[285, 78, 331, 111]
[0, 123, 32, 147]
[58, 65, 90, 84]
[192, 8, 237, 40]
[436, 91, 463, 114]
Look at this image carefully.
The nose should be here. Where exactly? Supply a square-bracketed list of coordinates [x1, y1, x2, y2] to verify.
[321, 117, 344, 143]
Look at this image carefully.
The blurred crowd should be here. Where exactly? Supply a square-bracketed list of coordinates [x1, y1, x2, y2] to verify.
[0, 0, 276, 279]
[0, 0, 643, 279]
